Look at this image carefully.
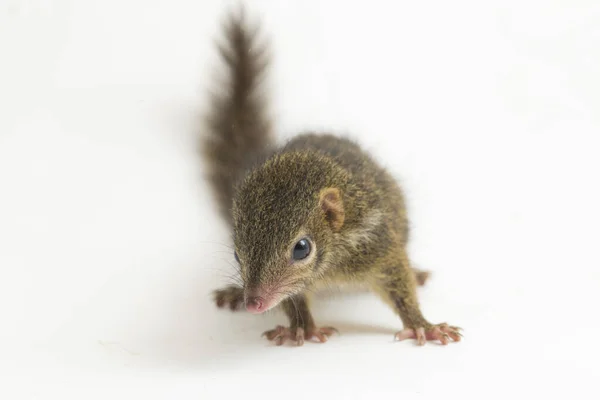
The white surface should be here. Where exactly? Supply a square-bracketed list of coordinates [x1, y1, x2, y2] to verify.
[1, 0, 599, 398]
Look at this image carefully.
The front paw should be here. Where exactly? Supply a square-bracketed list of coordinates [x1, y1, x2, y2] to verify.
[213, 285, 245, 311]
[262, 325, 338, 346]
[395, 323, 462, 346]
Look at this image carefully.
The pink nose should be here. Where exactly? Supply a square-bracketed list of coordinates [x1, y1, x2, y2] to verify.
[246, 296, 265, 313]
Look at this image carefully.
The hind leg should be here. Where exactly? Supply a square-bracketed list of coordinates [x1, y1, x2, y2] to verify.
[412, 268, 430, 286]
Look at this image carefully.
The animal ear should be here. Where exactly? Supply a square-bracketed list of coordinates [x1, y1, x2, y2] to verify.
[319, 187, 345, 231]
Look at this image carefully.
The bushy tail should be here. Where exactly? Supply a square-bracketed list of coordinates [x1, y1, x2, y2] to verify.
[201, 10, 273, 222]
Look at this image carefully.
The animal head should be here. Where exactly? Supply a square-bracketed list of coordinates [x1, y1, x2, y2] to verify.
[231, 151, 348, 313]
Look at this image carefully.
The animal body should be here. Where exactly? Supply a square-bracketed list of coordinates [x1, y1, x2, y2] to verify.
[202, 10, 461, 346]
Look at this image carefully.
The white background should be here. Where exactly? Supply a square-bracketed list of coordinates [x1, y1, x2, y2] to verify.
[1, 0, 599, 398]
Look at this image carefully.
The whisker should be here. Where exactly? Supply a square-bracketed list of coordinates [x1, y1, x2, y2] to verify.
[195, 241, 235, 250]
[208, 250, 236, 256]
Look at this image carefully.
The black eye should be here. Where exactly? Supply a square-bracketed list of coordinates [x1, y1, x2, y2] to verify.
[234, 251, 240, 263]
[292, 239, 311, 260]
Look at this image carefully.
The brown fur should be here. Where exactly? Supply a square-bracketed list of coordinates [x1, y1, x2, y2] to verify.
[205, 10, 460, 345]
[201, 9, 274, 223]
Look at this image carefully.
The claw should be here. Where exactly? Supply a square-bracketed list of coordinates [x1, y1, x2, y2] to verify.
[320, 327, 339, 336]
[440, 324, 462, 342]
[262, 325, 338, 346]
[394, 323, 462, 346]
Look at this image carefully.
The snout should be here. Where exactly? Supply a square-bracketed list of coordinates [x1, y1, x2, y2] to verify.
[245, 288, 281, 314]
[245, 296, 266, 313]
